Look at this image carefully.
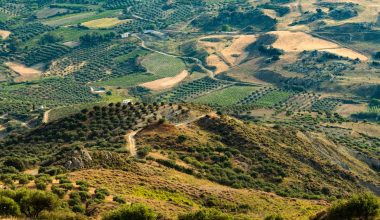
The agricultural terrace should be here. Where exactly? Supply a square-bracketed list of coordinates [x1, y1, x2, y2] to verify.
[141, 53, 186, 78]
[193, 86, 259, 106]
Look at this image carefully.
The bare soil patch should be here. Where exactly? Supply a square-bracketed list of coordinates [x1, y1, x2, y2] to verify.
[0, 30, 11, 39]
[63, 41, 80, 48]
[5, 62, 43, 82]
[140, 70, 189, 91]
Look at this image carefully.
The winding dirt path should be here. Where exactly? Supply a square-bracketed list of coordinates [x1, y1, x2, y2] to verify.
[125, 129, 141, 157]
[42, 109, 51, 124]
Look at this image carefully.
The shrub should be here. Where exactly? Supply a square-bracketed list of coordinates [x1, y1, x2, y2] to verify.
[39, 210, 87, 220]
[3, 157, 27, 171]
[78, 191, 90, 202]
[0, 196, 20, 217]
[103, 203, 158, 220]
[19, 190, 60, 218]
[35, 181, 47, 190]
[113, 196, 126, 204]
[51, 186, 66, 199]
[18, 175, 30, 185]
[264, 215, 285, 220]
[72, 204, 85, 213]
[312, 193, 380, 220]
[178, 208, 233, 220]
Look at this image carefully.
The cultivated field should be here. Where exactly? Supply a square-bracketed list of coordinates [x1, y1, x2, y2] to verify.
[193, 86, 259, 106]
[82, 17, 129, 28]
[141, 53, 186, 78]
[43, 10, 121, 26]
[140, 70, 189, 91]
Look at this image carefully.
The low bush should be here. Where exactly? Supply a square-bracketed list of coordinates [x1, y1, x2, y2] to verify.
[103, 203, 158, 220]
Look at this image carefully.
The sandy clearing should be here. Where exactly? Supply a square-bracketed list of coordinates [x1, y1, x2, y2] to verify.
[0, 30, 11, 39]
[269, 31, 368, 61]
[5, 62, 42, 82]
[321, 48, 368, 61]
[140, 70, 189, 91]
[207, 54, 230, 74]
[221, 35, 257, 65]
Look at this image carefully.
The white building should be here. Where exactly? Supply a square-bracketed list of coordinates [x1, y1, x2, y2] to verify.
[121, 32, 130, 38]
[122, 99, 132, 104]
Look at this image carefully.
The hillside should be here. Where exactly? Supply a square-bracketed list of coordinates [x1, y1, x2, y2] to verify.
[0, 0, 379, 219]
[1, 103, 380, 219]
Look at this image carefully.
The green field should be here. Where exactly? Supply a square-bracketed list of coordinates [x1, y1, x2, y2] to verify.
[42, 10, 121, 26]
[193, 86, 259, 106]
[114, 48, 150, 63]
[141, 53, 186, 78]
[254, 91, 292, 108]
[94, 73, 159, 88]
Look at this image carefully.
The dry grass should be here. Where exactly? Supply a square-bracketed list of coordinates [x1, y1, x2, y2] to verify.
[82, 18, 130, 28]
[335, 103, 368, 117]
[321, 48, 368, 61]
[269, 31, 368, 61]
[0, 30, 11, 39]
[270, 31, 338, 51]
[68, 165, 327, 220]
[206, 54, 230, 74]
[199, 35, 257, 74]
[325, 122, 380, 138]
[140, 70, 189, 91]
[221, 35, 257, 65]
[5, 62, 42, 82]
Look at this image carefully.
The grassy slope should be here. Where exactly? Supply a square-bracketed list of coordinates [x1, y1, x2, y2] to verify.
[68, 165, 326, 220]
[136, 116, 380, 198]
